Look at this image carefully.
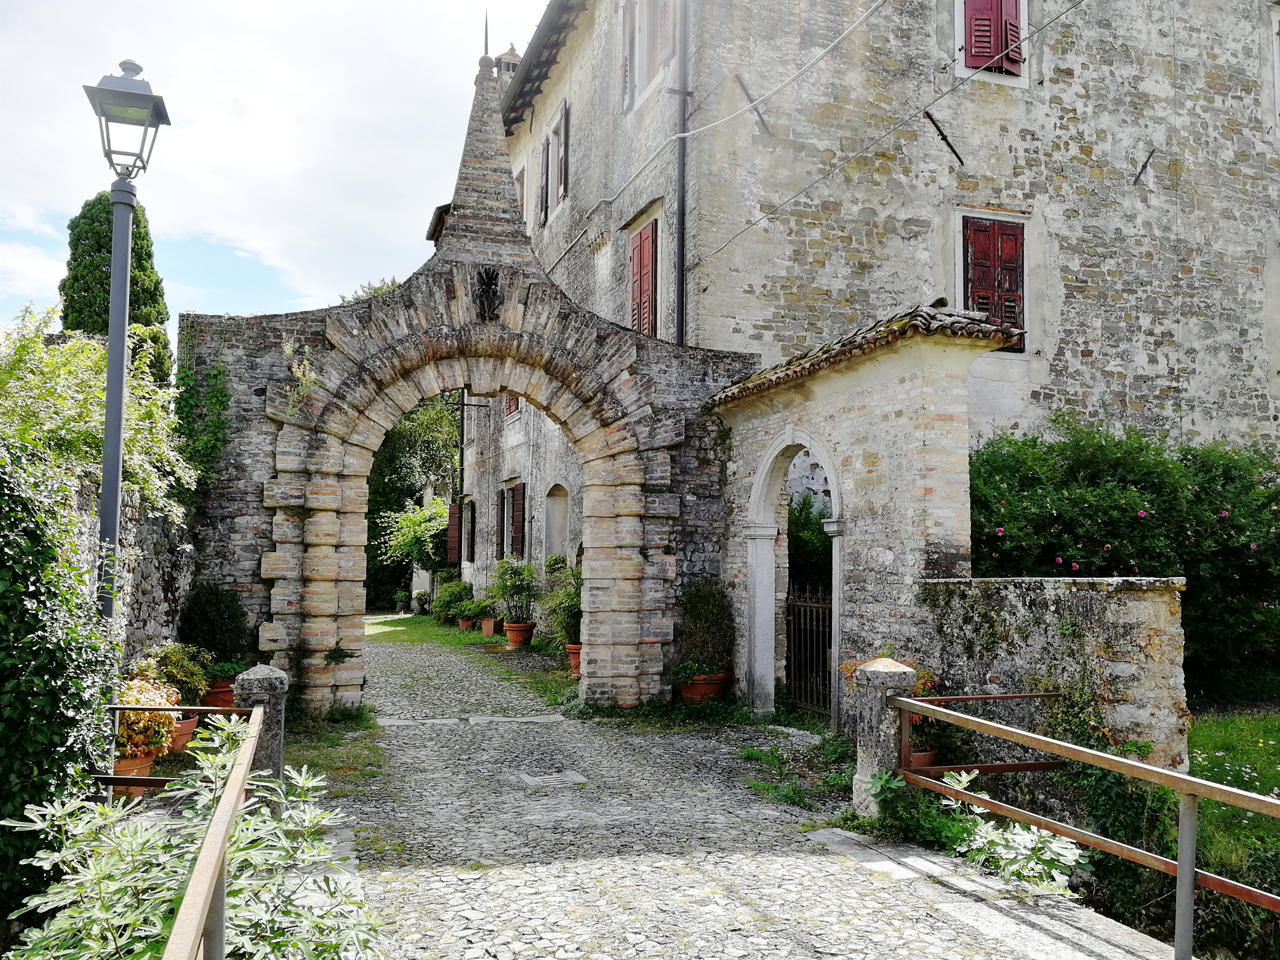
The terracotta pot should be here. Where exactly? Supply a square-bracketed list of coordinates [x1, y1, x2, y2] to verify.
[113, 752, 155, 798]
[566, 643, 582, 677]
[169, 714, 200, 753]
[458, 618, 474, 630]
[481, 618, 500, 637]
[200, 680, 234, 709]
[505, 622, 535, 649]
[910, 749, 939, 769]
[677, 672, 730, 705]
[438, 614, 451, 624]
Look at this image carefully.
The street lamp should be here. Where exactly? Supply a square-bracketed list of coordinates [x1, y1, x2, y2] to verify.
[83, 60, 170, 620]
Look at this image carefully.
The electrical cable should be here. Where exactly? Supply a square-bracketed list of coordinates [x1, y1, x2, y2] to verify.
[694, 0, 1092, 267]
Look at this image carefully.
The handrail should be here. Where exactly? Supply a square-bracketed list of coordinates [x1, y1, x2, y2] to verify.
[887, 694, 1280, 960]
[161, 702, 265, 960]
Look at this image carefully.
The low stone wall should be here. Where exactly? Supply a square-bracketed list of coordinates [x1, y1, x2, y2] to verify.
[896, 577, 1190, 771]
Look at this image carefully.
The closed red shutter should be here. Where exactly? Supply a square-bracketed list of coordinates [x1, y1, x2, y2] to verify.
[510, 483, 527, 559]
[1000, 0, 1023, 73]
[504, 392, 519, 415]
[447, 504, 461, 565]
[495, 488, 506, 559]
[466, 501, 476, 562]
[559, 103, 570, 199]
[539, 137, 550, 226]
[964, 216, 1024, 347]
[630, 231, 643, 331]
[964, 0, 999, 69]
[639, 221, 656, 337]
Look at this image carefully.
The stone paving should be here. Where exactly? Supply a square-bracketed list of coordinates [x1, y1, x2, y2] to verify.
[347, 630, 1171, 960]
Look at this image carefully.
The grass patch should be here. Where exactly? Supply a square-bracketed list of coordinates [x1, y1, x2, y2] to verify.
[739, 745, 787, 771]
[493, 662, 579, 706]
[366, 616, 492, 647]
[284, 703, 384, 799]
[736, 734, 853, 810]
[749, 780, 815, 810]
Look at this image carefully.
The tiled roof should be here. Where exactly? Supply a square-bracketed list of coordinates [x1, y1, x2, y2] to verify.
[499, 0, 588, 134]
[707, 303, 1022, 408]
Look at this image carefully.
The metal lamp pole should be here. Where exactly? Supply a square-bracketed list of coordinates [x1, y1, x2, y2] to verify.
[82, 60, 170, 619]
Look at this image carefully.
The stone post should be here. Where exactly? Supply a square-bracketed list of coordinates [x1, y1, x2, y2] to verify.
[744, 524, 779, 716]
[233, 665, 289, 779]
[850, 658, 917, 817]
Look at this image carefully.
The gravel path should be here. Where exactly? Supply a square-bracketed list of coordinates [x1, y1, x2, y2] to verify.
[351, 634, 1169, 960]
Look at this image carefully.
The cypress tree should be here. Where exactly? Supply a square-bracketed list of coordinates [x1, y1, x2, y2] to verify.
[58, 192, 171, 382]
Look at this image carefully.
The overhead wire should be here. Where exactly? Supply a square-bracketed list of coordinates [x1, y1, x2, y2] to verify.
[693, 0, 1092, 267]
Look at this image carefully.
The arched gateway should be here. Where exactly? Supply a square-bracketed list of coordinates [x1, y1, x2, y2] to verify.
[181, 56, 756, 710]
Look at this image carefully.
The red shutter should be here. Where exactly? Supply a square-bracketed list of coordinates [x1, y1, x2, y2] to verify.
[964, 216, 1024, 342]
[504, 392, 520, 415]
[466, 501, 476, 562]
[964, 217, 996, 317]
[995, 221, 1024, 331]
[964, 0, 999, 69]
[539, 137, 550, 226]
[639, 221, 656, 337]
[495, 488, 506, 559]
[447, 504, 461, 565]
[1000, 0, 1023, 73]
[630, 231, 643, 331]
[559, 103, 570, 200]
[510, 483, 527, 559]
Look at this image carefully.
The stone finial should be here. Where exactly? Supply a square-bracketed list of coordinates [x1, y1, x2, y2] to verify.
[849, 658, 918, 817]
[234, 664, 289, 779]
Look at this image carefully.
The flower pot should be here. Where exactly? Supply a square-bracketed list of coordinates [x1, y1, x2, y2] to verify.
[481, 617, 500, 637]
[458, 618, 474, 630]
[200, 680, 235, 709]
[677, 673, 729, 705]
[169, 714, 200, 753]
[438, 614, 451, 624]
[113, 752, 155, 798]
[566, 643, 582, 677]
[396, 601, 409, 613]
[910, 749, 939, 769]
[505, 622, 535, 649]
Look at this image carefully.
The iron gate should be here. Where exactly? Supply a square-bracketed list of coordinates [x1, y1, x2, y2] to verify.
[785, 584, 831, 715]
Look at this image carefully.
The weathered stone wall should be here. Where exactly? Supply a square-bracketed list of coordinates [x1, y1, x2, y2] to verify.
[910, 577, 1189, 770]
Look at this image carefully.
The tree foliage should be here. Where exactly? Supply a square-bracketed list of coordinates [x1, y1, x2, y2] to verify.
[971, 414, 1280, 701]
[58, 192, 171, 383]
[0, 308, 195, 517]
[375, 498, 450, 572]
[339, 277, 399, 304]
[787, 493, 832, 590]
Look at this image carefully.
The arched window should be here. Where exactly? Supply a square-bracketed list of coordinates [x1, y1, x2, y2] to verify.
[544, 485, 570, 561]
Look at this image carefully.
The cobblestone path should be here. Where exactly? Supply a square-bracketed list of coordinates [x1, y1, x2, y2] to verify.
[353, 632, 1168, 960]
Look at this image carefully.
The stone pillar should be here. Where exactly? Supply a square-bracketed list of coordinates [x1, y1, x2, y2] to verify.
[744, 524, 779, 716]
[850, 658, 917, 817]
[234, 665, 289, 779]
[823, 518, 846, 730]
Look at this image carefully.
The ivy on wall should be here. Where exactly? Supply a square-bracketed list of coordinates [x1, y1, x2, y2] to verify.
[174, 329, 230, 505]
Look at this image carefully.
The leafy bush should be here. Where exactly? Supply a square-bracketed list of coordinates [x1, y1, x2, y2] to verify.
[673, 577, 735, 682]
[179, 583, 249, 664]
[0, 308, 195, 516]
[114, 677, 179, 759]
[376, 498, 450, 571]
[432, 581, 473, 621]
[971, 413, 1280, 700]
[542, 557, 582, 649]
[489, 558, 541, 625]
[788, 493, 832, 590]
[2, 716, 382, 959]
[0, 443, 115, 921]
[156, 643, 211, 705]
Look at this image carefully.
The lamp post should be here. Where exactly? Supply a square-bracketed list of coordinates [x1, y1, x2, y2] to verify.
[83, 60, 170, 620]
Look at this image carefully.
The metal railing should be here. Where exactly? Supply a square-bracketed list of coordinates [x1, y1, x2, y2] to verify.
[91, 702, 264, 960]
[889, 693, 1280, 960]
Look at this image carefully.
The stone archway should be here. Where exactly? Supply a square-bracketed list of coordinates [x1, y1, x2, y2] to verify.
[182, 54, 757, 710]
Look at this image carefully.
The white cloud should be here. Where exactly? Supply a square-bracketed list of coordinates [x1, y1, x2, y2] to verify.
[0, 242, 66, 300]
[0, 0, 545, 312]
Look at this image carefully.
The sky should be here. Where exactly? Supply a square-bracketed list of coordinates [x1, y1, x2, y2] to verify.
[0, 1, 545, 340]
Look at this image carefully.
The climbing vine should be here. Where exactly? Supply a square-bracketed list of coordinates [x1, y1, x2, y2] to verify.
[174, 331, 230, 505]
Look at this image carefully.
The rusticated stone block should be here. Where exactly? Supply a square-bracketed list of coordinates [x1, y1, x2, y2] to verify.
[343, 445, 375, 477]
[306, 435, 347, 475]
[305, 480, 342, 511]
[273, 510, 305, 544]
[337, 581, 365, 615]
[337, 551, 367, 580]
[270, 580, 302, 615]
[304, 515, 340, 545]
[258, 621, 289, 651]
[300, 617, 338, 650]
[263, 478, 306, 507]
[302, 549, 340, 581]
[339, 517, 368, 546]
[301, 583, 339, 616]
[337, 614, 365, 642]
[339, 480, 369, 512]
[260, 551, 301, 581]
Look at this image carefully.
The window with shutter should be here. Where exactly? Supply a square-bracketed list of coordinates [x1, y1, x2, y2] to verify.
[510, 483, 527, 559]
[538, 137, 550, 226]
[504, 393, 520, 416]
[963, 0, 1024, 77]
[466, 501, 476, 563]
[495, 488, 506, 560]
[629, 220, 658, 337]
[963, 216, 1024, 352]
[1000, 0, 1023, 72]
[558, 103, 570, 201]
[625, 0, 675, 107]
[446, 504, 461, 565]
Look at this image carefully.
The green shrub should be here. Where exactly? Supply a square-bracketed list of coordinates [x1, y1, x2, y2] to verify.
[971, 413, 1280, 701]
[432, 581, 473, 621]
[542, 557, 582, 650]
[178, 583, 249, 664]
[673, 577, 734, 683]
[151, 643, 211, 705]
[788, 493, 832, 590]
[0, 443, 115, 920]
[2, 716, 381, 959]
[489, 558, 542, 625]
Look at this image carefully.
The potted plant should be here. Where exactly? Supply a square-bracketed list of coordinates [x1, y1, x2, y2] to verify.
[672, 577, 734, 704]
[115, 677, 180, 795]
[201, 659, 247, 708]
[153, 644, 211, 751]
[179, 583, 249, 710]
[908, 668, 943, 768]
[490, 558, 542, 649]
[457, 598, 488, 630]
[543, 557, 583, 675]
[433, 580, 473, 625]
[394, 589, 410, 613]
[412, 590, 431, 615]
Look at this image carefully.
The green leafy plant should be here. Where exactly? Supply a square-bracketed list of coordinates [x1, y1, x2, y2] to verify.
[432, 580, 474, 622]
[541, 557, 582, 650]
[207, 660, 249, 683]
[149, 643, 212, 705]
[324, 645, 356, 666]
[457, 598, 491, 620]
[115, 677, 179, 759]
[788, 493, 832, 590]
[179, 583, 249, 665]
[412, 589, 431, 612]
[174, 330, 230, 503]
[869, 769, 906, 802]
[3, 716, 383, 959]
[489, 558, 542, 625]
[673, 577, 734, 684]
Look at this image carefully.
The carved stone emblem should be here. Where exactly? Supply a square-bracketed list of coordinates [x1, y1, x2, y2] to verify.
[474, 267, 503, 321]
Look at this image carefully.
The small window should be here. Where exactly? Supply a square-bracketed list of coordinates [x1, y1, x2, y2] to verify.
[539, 103, 570, 226]
[514, 167, 526, 219]
[955, 0, 1027, 85]
[503, 392, 520, 416]
[624, 0, 674, 106]
[962, 216, 1025, 352]
[629, 219, 658, 337]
